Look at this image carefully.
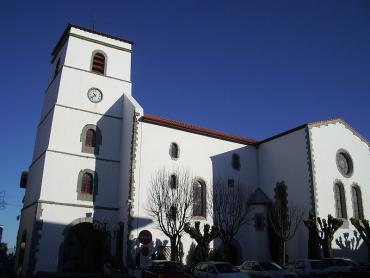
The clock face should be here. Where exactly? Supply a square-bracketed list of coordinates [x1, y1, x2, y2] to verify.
[87, 88, 103, 103]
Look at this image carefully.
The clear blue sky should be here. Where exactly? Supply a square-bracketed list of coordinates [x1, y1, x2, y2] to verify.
[0, 0, 369, 249]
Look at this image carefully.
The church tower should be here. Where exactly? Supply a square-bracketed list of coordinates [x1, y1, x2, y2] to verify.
[16, 24, 140, 275]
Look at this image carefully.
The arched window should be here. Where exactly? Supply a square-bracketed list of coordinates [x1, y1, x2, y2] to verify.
[80, 125, 102, 155]
[352, 185, 364, 219]
[170, 143, 179, 159]
[334, 182, 347, 219]
[77, 170, 98, 201]
[232, 153, 241, 170]
[91, 52, 106, 75]
[170, 174, 177, 189]
[85, 129, 96, 147]
[193, 179, 206, 217]
[81, 173, 93, 194]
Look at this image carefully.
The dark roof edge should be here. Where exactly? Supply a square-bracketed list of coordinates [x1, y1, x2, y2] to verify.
[257, 124, 307, 145]
[141, 114, 258, 145]
[51, 23, 134, 59]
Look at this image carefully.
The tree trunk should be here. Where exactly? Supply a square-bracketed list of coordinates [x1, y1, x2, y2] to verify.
[322, 240, 332, 258]
[170, 237, 178, 261]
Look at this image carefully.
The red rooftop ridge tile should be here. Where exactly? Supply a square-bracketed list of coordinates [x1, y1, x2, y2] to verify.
[142, 114, 258, 145]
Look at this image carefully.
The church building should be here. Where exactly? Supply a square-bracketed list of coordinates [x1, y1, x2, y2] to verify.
[15, 24, 370, 276]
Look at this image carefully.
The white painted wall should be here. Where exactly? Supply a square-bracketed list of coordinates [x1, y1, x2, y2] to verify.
[258, 128, 312, 260]
[309, 121, 370, 262]
[65, 29, 132, 82]
[130, 120, 258, 263]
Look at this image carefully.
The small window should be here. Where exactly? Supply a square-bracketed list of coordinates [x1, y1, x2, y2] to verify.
[352, 185, 364, 219]
[170, 174, 177, 189]
[54, 58, 61, 79]
[81, 173, 93, 194]
[228, 178, 234, 188]
[232, 153, 240, 170]
[91, 52, 106, 75]
[170, 143, 179, 159]
[334, 182, 347, 219]
[77, 169, 98, 201]
[254, 213, 265, 231]
[81, 125, 102, 155]
[193, 179, 206, 217]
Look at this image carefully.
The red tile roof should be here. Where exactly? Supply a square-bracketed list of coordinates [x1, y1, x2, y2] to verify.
[142, 114, 258, 145]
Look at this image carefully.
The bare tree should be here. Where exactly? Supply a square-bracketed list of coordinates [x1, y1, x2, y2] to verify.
[268, 202, 304, 265]
[210, 179, 252, 263]
[147, 168, 194, 261]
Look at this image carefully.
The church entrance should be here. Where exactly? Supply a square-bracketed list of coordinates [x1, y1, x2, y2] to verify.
[61, 222, 104, 273]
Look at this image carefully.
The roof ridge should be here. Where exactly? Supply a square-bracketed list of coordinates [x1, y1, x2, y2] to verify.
[142, 114, 258, 145]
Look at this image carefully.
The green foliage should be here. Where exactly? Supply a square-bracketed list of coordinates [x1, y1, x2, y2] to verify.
[350, 218, 370, 262]
[304, 214, 343, 258]
[184, 221, 220, 261]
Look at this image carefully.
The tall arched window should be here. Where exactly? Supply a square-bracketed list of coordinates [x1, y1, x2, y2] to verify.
[334, 182, 347, 219]
[193, 179, 206, 217]
[91, 52, 106, 75]
[232, 153, 241, 170]
[77, 170, 98, 201]
[81, 125, 102, 155]
[170, 143, 179, 159]
[85, 129, 96, 147]
[352, 185, 364, 219]
[81, 173, 93, 194]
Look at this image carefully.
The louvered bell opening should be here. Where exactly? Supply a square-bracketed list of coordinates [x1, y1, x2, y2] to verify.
[92, 53, 105, 75]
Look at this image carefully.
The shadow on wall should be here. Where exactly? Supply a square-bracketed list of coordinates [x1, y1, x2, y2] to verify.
[334, 230, 367, 262]
[209, 147, 255, 265]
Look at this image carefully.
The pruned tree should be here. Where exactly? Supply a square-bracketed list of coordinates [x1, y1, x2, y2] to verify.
[184, 221, 220, 262]
[210, 179, 251, 263]
[350, 218, 370, 262]
[267, 181, 304, 265]
[147, 168, 194, 261]
[305, 212, 321, 259]
[304, 214, 343, 258]
[268, 202, 304, 265]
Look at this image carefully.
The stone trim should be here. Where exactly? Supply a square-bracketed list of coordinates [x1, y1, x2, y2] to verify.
[28, 203, 43, 275]
[76, 169, 98, 202]
[305, 127, 318, 216]
[21, 200, 118, 212]
[80, 124, 102, 155]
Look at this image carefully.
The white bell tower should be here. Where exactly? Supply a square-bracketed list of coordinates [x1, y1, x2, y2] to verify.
[16, 24, 140, 275]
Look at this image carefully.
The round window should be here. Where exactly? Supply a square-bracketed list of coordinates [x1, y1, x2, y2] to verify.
[336, 150, 353, 177]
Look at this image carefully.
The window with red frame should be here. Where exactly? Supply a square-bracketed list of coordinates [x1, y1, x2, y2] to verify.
[81, 173, 93, 194]
[92, 53, 105, 75]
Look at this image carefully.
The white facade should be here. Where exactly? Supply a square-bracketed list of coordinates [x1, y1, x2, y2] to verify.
[15, 25, 370, 275]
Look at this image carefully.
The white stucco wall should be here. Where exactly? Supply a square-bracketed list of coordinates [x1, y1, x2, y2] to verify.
[131, 121, 258, 262]
[309, 121, 370, 262]
[258, 127, 312, 260]
[65, 29, 132, 82]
